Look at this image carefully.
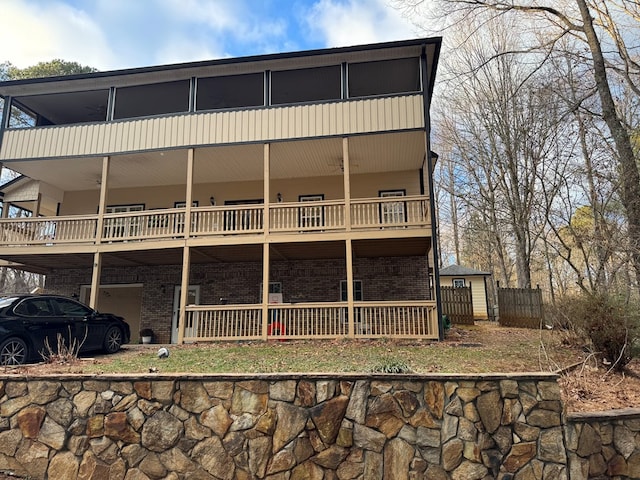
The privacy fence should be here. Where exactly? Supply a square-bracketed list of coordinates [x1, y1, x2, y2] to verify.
[497, 283, 544, 328]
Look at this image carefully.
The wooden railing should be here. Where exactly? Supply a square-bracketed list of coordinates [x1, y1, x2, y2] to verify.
[102, 209, 186, 241]
[184, 301, 438, 341]
[269, 200, 345, 233]
[0, 196, 430, 247]
[351, 196, 429, 229]
[191, 205, 264, 236]
[184, 305, 263, 341]
[0, 215, 97, 246]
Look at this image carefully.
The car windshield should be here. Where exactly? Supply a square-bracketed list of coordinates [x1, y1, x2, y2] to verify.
[0, 297, 19, 308]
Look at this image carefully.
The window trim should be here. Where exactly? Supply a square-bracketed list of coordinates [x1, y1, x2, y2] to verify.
[340, 280, 363, 302]
[452, 278, 466, 288]
[298, 194, 325, 228]
[378, 189, 406, 224]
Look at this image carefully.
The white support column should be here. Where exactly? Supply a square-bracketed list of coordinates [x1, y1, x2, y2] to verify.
[184, 149, 194, 238]
[261, 243, 270, 340]
[89, 252, 102, 309]
[263, 143, 270, 235]
[178, 150, 195, 344]
[343, 138, 352, 231]
[346, 238, 355, 338]
[95, 156, 110, 244]
[177, 246, 191, 344]
[262, 143, 271, 340]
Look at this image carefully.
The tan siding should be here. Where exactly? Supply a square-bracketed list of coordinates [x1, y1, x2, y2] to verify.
[0, 96, 424, 161]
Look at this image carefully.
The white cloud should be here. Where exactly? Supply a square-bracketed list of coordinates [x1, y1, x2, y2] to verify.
[0, 0, 116, 69]
[305, 0, 419, 47]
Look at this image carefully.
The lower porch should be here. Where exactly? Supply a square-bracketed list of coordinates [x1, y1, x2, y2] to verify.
[184, 301, 438, 341]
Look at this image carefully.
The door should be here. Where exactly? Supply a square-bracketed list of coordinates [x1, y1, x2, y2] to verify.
[50, 297, 104, 352]
[171, 285, 200, 343]
[224, 199, 263, 231]
[174, 201, 199, 234]
[81, 285, 143, 343]
[299, 195, 324, 229]
[104, 205, 144, 240]
[379, 190, 406, 225]
[13, 297, 70, 355]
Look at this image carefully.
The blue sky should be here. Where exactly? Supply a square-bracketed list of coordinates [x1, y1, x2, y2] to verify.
[1, 0, 429, 71]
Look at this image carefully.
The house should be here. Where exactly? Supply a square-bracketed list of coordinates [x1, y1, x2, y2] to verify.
[439, 264, 492, 321]
[0, 38, 444, 343]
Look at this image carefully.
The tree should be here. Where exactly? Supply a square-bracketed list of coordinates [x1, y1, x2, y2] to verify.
[401, 0, 640, 293]
[431, 15, 569, 288]
[0, 59, 96, 80]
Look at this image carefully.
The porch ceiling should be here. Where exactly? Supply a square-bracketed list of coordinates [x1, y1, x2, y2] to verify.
[0, 237, 430, 273]
[4, 131, 426, 192]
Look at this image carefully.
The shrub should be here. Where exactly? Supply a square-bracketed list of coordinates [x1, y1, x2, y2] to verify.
[369, 359, 413, 373]
[40, 327, 86, 365]
[549, 292, 640, 372]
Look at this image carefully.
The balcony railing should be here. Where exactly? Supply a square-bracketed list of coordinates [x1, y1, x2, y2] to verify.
[184, 301, 438, 342]
[0, 196, 430, 247]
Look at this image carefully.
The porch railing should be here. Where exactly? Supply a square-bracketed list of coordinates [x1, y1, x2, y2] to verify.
[184, 301, 438, 342]
[351, 197, 429, 229]
[0, 215, 97, 246]
[102, 209, 186, 241]
[0, 196, 430, 247]
[191, 205, 264, 236]
[269, 200, 345, 233]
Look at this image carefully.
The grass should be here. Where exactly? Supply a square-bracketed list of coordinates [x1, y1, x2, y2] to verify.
[71, 324, 582, 375]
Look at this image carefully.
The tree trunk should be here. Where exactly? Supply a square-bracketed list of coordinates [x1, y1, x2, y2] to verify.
[575, 0, 640, 293]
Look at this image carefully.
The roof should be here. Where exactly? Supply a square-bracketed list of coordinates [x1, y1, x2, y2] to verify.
[0, 175, 28, 195]
[439, 265, 491, 277]
[0, 37, 442, 97]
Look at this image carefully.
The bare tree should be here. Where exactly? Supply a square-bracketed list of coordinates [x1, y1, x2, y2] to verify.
[432, 15, 570, 288]
[401, 0, 640, 293]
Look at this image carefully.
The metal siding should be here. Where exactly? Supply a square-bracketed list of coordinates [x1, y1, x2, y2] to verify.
[0, 96, 424, 160]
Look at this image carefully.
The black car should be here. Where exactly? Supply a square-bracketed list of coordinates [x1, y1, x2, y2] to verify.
[0, 295, 130, 365]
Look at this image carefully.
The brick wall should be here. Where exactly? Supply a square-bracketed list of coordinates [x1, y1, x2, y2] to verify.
[45, 256, 430, 343]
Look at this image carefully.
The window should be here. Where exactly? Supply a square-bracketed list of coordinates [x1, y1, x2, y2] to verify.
[260, 282, 283, 302]
[379, 190, 406, 224]
[15, 298, 53, 317]
[340, 280, 363, 301]
[197, 73, 264, 110]
[51, 298, 92, 317]
[453, 279, 466, 288]
[271, 66, 341, 105]
[299, 195, 324, 228]
[348, 57, 421, 98]
[113, 80, 189, 120]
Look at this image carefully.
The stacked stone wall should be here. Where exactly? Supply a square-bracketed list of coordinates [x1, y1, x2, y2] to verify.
[565, 409, 640, 479]
[0, 372, 596, 480]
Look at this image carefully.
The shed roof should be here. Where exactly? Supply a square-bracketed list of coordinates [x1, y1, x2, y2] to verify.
[440, 265, 491, 277]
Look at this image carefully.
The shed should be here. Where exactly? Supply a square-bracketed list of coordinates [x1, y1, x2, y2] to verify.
[440, 265, 492, 320]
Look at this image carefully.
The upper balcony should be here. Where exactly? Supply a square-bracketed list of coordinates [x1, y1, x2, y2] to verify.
[0, 195, 431, 249]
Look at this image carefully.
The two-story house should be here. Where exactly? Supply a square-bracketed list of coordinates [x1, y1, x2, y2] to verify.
[0, 38, 443, 344]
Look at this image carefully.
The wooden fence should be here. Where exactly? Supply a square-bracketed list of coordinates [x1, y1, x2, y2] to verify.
[497, 285, 544, 328]
[440, 286, 474, 325]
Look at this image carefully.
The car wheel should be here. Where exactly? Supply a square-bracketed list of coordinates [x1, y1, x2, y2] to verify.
[104, 326, 123, 354]
[0, 338, 28, 366]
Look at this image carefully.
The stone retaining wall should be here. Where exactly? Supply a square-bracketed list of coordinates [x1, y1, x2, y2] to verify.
[566, 409, 640, 479]
[0, 372, 634, 479]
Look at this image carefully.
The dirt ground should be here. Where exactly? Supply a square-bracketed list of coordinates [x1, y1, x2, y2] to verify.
[447, 323, 640, 413]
